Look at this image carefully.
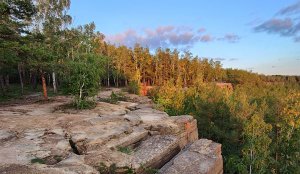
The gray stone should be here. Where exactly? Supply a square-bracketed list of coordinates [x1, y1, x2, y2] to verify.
[0, 129, 15, 141]
[159, 139, 223, 174]
[118, 101, 139, 110]
[106, 127, 148, 149]
[131, 135, 180, 172]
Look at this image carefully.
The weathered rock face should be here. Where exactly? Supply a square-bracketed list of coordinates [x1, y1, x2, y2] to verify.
[0, 88, 223, 174]
[159, 139, 223, 174]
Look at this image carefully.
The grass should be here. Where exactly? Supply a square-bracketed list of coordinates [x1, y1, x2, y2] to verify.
[99, 91, 128, 104]
[98, 162, 117, 174]
[53, 155, 63, 163]
[117, 146, 133, 155]
[140, 164, 159, 174]
[98, 162, 135, 174]
[73, 99, 97, 109]
[30, 158, 45, 164]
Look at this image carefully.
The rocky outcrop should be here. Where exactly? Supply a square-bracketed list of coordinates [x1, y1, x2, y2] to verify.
[159, 139, 223, 174]
[0, 88, 223, 174]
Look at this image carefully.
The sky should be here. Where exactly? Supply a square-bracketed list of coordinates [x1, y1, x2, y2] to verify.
[69, 0, 300, 75]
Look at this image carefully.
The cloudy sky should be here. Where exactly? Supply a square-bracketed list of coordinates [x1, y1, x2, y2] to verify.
[70, 0, 300, 75]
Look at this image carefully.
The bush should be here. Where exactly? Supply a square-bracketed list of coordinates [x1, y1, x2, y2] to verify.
[99, 91, 128, 104]
[128, 81, 140, 95]
[73, 99, 96, 110]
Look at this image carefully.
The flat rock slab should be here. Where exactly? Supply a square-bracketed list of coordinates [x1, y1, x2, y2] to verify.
[131, 135, 180, 172]
[106, 127, 148, 149]
[0, 129, 15, 142]
[118, 101, 139, 111]
[128, 108, 169, 123]
[159, 139, 223, 174]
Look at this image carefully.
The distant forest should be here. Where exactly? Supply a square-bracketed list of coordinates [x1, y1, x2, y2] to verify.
[1, 1, 300, 173]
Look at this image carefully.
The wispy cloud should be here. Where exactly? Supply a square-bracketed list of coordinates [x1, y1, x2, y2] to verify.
[218, 33, 241, 43]
[254, 1, 300, 42]
[105, 25, 240, 49]
[213, 58, 226, 61]
[228, 58, 239, 61]
[199, 34, 214, 42]
[277, 1, 300, 15]
[197, 28, 206, 33]
[254, 18, 294, 36]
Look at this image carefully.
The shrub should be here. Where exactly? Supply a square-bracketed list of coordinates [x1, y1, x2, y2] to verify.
[73, 99, 96, 110]
[117, 146, 133, 155]
[31, 158, 45, 164]
[128, 81, 140, 95]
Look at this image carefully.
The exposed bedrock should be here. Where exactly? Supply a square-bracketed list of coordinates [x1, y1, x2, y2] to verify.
[0, 89, 222, 174]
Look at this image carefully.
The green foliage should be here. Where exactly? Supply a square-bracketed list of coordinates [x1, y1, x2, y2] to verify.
[153, 82, 300, 173]
[98, 162, 117, 174]
[140, 164, 159, 174]
[62, 53, 105, 109]
[31, 158, 45, 164]
[99, 91, 128, 104]
[72, 99, 96, 110]
[128, 81, 140, 95]
[53, 155, 63, 163]
[117, 146, 133, 155]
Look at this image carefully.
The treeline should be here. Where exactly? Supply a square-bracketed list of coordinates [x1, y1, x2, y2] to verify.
[1, 0, 299, 105]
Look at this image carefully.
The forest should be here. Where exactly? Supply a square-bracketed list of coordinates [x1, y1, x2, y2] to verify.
[1, 0, 300, 173]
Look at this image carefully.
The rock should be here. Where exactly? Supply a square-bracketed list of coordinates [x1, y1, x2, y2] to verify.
[159, 139, 223, 174]
[171, 115, 199, 148]
[0, 88, 223, 174]
[24, 129, 45, 140]
[106, 127, 148, 149]
[118, 101, 139, 110]
[56, 140, 71, 151]
[84, 148, 132, 169]
[131, 135, 180, 172]
[123, 114, 142, 126]
[53, 153, 98, 174]
[0, 129, 15, 141]
[85, 115, 124, 125]
[48, 128, 65, 136]
[128, 108, 169, 123]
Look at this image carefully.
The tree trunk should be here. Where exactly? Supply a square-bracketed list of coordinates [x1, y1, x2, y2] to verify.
[33, 72, 37, 90]
[5, 75, 9, 89]
[41, 71, 48, 100]
[79, 82, 84, 100]
[18, 64, 24, 94]
[48, 74, 51, 86]
[0, 75, 5, 94]
[125, 79, 128, 87]
[116, 74, 119, 88]
[113, 75, 116, 87]
[107, 71, 110, 87]
[52, 71, 57, 93]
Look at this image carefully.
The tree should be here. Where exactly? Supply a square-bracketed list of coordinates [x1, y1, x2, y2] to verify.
[64, 53, 104, 108]
[242, 111, 272, 173]
[0, 0, 35, 94]
[34, 0, 72, 96]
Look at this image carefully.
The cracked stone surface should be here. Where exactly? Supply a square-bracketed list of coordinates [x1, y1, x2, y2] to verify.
[0, 88, 222, 174]
[159, 139, 223, 174]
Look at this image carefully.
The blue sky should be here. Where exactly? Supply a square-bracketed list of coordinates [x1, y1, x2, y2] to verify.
[69, 0, 300, 75]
